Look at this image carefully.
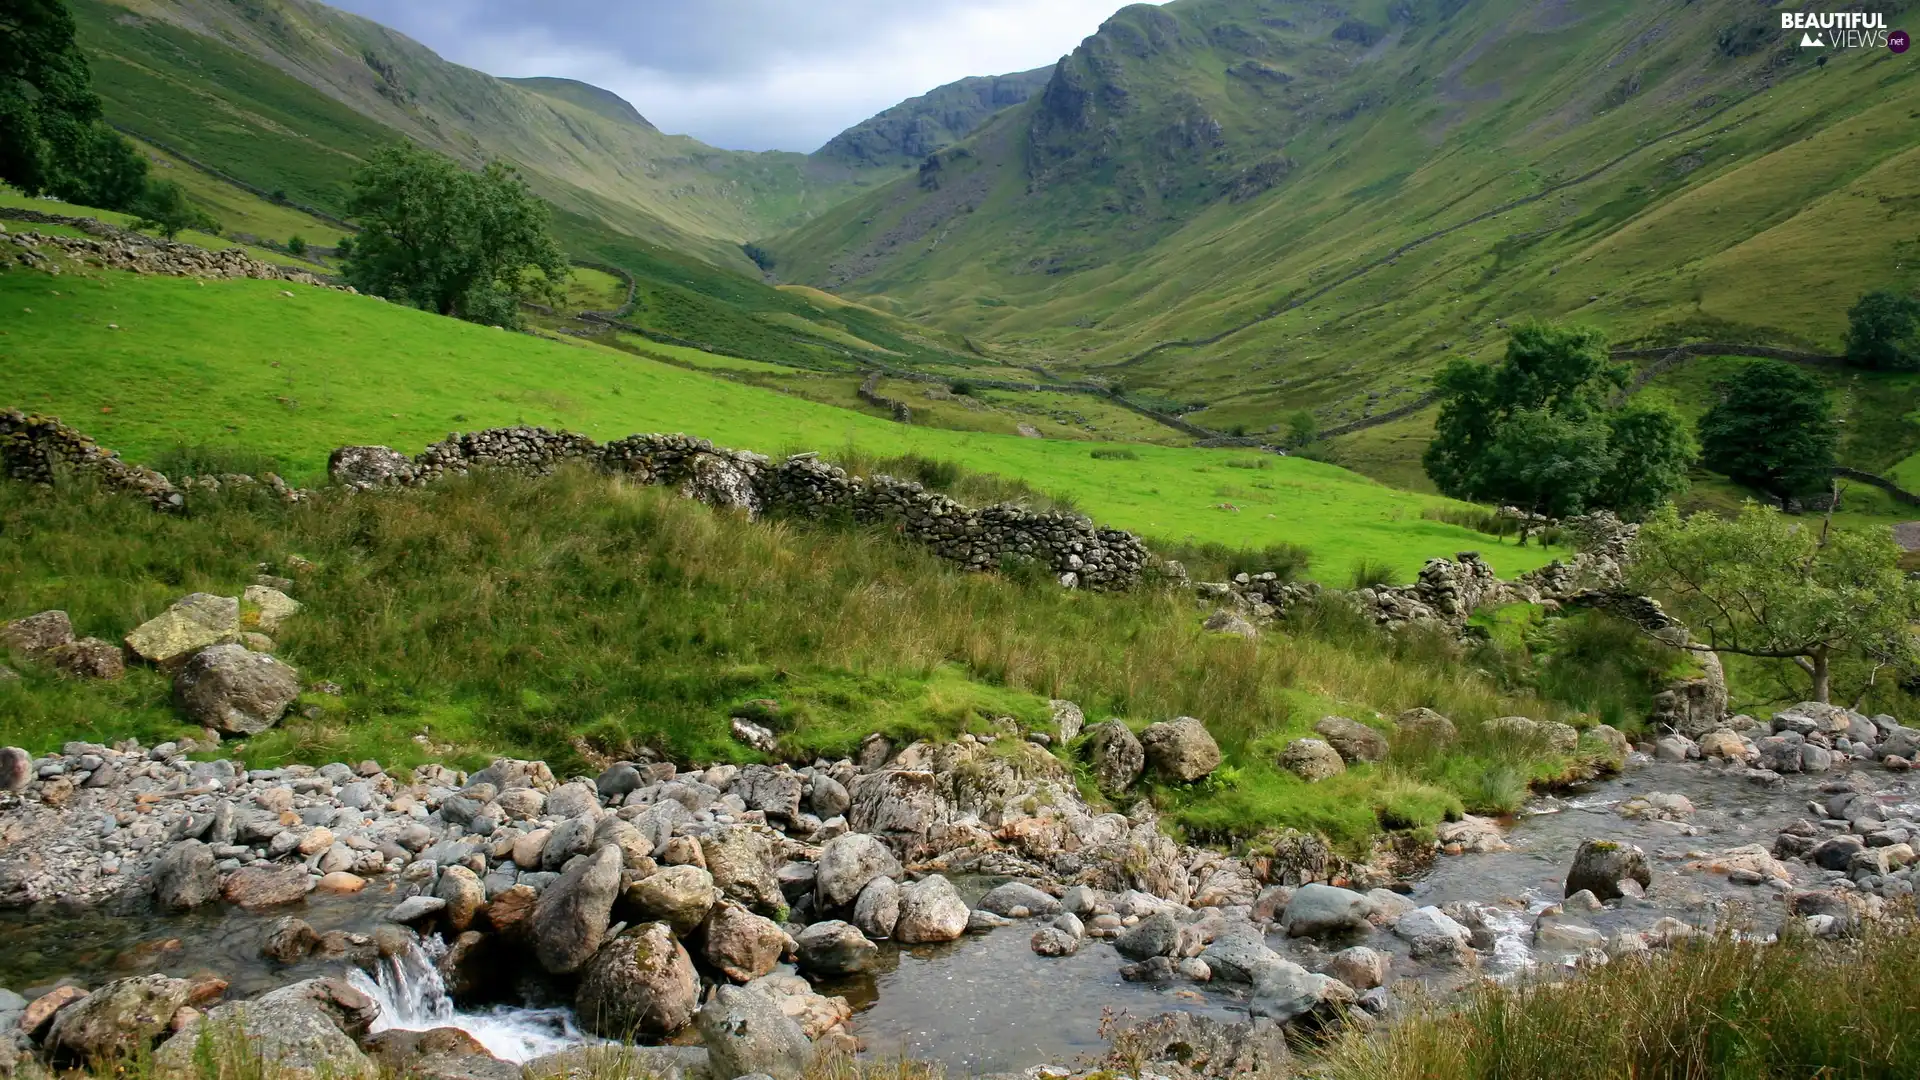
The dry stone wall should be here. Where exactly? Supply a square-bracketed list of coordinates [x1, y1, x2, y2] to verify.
[1, 215, 344, 290]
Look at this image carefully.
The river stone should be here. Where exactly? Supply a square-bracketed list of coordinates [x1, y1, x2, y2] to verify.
[734, 766, 804, 821]
[526, 1046, 711, 1080]
[436, 865, 486, 932]
[1324, 946, 1388, 990]
[242, 585, 302, 634]
[702, 901, 789, 983]
[593, 817, 654, 871]
[126, 593, 239, 665]
[174, 644, 300, 735]
[893, 874, 968, 943]
[627, 865, 717, 934]
[1139, 716, 1222, 781]
[262, 917, 319, 963]
[362, 1027, 518, 1080]
[542, 813, 604, 871]
[809, 774, 850, 819]
[46, 974, 192, 1061]
[154, 839, 219, 911]
[977, 880, 1060, 917]
[470, 758, 557, 792]
[1277, 738, 1345, 782]
[1281, 884, 1377, 938]
[1198, 928, 1286, 983]
[852, 876, 900, 939]
[1392, 906, 1470, 960]
[575, 922, 699, 1038]
[1394, 707, 1458, 747]
[546, 782, 601, 820]
[697, 985, 813, 1080]
[1, 746, 31, 791]
[1565, 839, 1652, 901]
[1249, 960, 1354, 1027]
[702, 828, 785, 915]
[530, 845, 622, 974]
[1030, 926, 1080, 957]
[813, 832, 901, 911]
[2, 609, 73, 655]
[155, 978, 377, 1080]
[1085, 719, 1145, 793]
[1115, 911, 1180, 960]
[1698, 730, 1747, 760]
[222, 864, 311, 909]
[794, 920, 878, 975]
[1314, 716, 1389, 763]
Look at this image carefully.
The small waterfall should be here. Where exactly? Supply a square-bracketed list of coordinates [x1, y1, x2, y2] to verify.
[347, 935, 594, 1064]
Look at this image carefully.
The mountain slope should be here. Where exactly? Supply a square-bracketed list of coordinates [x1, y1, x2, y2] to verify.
[767, 0, 1920, 438]
[502, 77, 659, 132]
[83, 0, 879, 268]
[815, 67, 1053, 167]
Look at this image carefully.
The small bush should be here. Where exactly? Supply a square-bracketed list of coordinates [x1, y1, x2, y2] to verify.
[1090, 447, 1139, 461]
[1349, 558, 1402, 589]
[949, 380, 976, 396]
[150, 444, 285, 479]
[286, 234, 308, 257]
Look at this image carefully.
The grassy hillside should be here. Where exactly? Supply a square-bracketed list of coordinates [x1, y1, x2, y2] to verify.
[0, 264, 1564, 585]
[767, 0, 1920, 441]
[85, 0, 878, 260]
[502, 77, 659, 131]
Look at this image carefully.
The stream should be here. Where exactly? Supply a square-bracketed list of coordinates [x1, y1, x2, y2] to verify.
[0, 758, 1888, 1074]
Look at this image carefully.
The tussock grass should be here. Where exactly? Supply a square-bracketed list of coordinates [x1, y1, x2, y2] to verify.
[1318, 919, 1920, 1080]
[0, 467, 1623, 847]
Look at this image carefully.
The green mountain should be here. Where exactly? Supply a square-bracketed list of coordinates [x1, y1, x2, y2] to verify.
[815, 67, 1054, 167]
[502, 77, 659, 132]
[77, 0, 880, 269]
[767, 0, 1920, 440]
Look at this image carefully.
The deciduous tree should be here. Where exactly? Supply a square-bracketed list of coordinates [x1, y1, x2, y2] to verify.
[1697, 360, 1836, 504]
[1845, 289, 1920, 371]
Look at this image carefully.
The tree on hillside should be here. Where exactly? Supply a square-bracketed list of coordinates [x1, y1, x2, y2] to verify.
[1422, 322, 1694, 518]
[1846, 289, 1920, 371]
[341, 144, 568, 327]
[1630, 503, 1920, 704]
[132, 179, 219, 240]
[0, 0, 150, 209]
[1697, 360, 1836, 505]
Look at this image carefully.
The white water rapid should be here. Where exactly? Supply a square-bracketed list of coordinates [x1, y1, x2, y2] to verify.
[346, 936, 595, 1064]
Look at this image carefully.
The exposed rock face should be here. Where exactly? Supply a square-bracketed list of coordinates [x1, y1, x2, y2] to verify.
[626, 866, 717, 934]
[1277, 738, 1346, 782]
[126, 593, 239, 665]
[1652, 650, 1728, 737]
[813, 832, 901, 911]
[46, 975, 192, 1061]
[530, 846, 622, 974]
[1566, 839, 1652, 901]
[574, 922, 699, 1038]
[156, 979, 377, 1080]
[1314, 716, 1389, 763]
[1139, 717, 1222, 782]
[173, 644, 300, 735]
[697, 985, 814, 1080]
[794, 920, 878, 975]
[893, 874, 969, 943]
[152, 839, 219, 911]
[1086, 719, 1145, 793]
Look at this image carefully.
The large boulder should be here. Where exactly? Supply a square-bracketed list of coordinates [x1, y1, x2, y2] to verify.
[701, 902, 789, 983]
[1280, 884, 1376, 939]
[1314, 716, 1389, 764]
[847, 770, 950, 859]
[126, 593, 239, 665]
[242, 585, 302, 634]
[1115, 911, 1180, 960]
[1085, 720, 1145, 793]
[1248, 960, 1354, 1027]
[1565, 839, 1651, 902]
[1050, 699, 1086, 742]
[701, 828, 785, 915]
[1391, 906, 1471, 960]
[1, 746, 31, 791]
[626, 866, 717, 934]
[794, 920, 878, 976]
[1277, 738, 1346, 783]
[852, 877, 901, 940]
[1394, 707, 1458, 747]
[1138, 717, 1222, 782]
[574, 923, 699, 1038]
[977, 881, 1060, 918]
[173, 644, 300, 735]
[2, 610, 73, 656]
[435, 866, 486, 933]
[46, 975, 191, 1061]
[732, 767, 804, 822]
[155, 979, 377, 1080]
[221, 864, 311, 909]
[813, 832, 901, 911]
[696, 985, 812, 1080]
[530, 845, 622, 974]
[153, 839, 219, 911]
[893, 874, 969, 943]
[50, 637, 126, 679]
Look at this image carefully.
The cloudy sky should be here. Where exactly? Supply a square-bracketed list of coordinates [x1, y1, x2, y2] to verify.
[324, 1, 1147, 152]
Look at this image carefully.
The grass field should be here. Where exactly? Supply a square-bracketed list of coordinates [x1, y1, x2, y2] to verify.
[1, 266, 1563, 584]
[0, 188, 328, 273]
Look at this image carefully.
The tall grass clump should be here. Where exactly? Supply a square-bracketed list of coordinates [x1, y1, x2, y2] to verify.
[1422, 504, 1565, 547]
[1156, 538, 1314, 582]
[1349, 557, 1402, 589]
[1319, 919, 1920, 1080]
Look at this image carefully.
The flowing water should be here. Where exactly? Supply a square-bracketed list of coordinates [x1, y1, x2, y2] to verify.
[0, 760, 1866, 1074]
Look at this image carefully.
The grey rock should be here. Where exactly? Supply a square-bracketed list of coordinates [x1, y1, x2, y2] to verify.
[627, 866, 717, 934]
[1565, 839, 1652, 902]
[1280, 884, 1376, 938]
[852, 876, 900, 940]
[1277, 738, 1345, 782]
[530, 846, 622, 974]
[173, 645, 300, 735]
[1139, 716, 1223, 781]
[813, 832, 901, 911]
[893, 874, 968, 943]
[2, 610, 73, 656]
[809, 774, 850, 819]
[1030, 926, 1080, 956]
[127, 593, 240, 666]
[1314, 716, 1390, 763]
[696, 985, 813, 1080]
[1085, 719, 1145, 793]
[701, 901, 789, 983]
[977, 881, 1060, 917]
[0, 746, 30, 791]
[153, 839, 219, 911]
[386, 896, 447, 925]
[575, 922, 699, 1038]
[702, 828, 785, 914]
[46, 974, 192, 1061]
[545, 782, 601, 820]
[595, 764, 643, 801]
[1115, 911, 1180, 960]
[1324, 946, 1388, 990]
[155, 979, 377, 1080]
[794, 920, 877, 975]
[1391, 906, 1469, 960]
[1198, 928, 1286, 983]
[1249, 961, 1354, 1026]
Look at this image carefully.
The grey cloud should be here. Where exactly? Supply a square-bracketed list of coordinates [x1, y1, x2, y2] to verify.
[324, 0, 1146, 151]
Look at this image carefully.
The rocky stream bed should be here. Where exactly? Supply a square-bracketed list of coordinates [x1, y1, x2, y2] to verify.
[0, 692, 1915, 1080]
